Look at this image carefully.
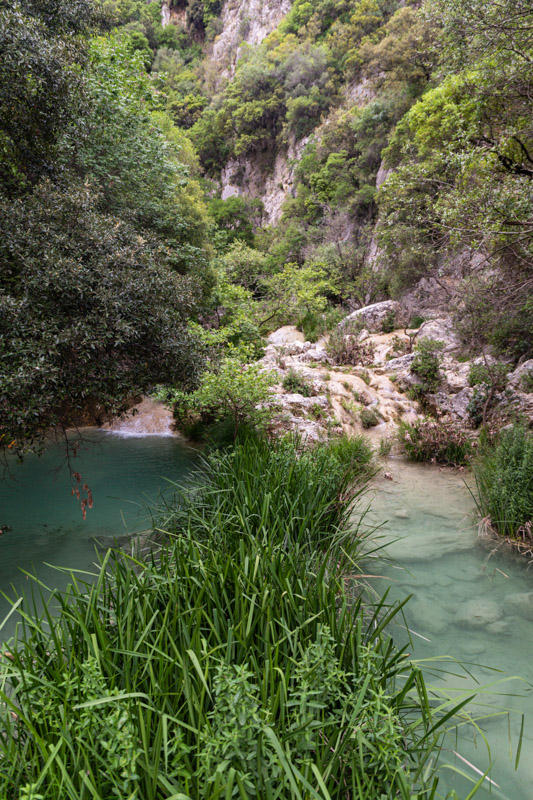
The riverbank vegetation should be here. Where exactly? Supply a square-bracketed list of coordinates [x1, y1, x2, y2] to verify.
[0, 435, 488, 798]
[474, 426, 533, 542]
[399, 418, 474, 467]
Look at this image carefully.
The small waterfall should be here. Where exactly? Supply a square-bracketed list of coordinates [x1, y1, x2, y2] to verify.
[103, 398, 175, 437]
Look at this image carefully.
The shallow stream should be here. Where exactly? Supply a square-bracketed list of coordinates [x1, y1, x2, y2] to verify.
[366, 460, 533, 799]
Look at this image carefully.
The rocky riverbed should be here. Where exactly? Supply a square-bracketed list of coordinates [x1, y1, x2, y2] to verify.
[260, 303, 532, 444]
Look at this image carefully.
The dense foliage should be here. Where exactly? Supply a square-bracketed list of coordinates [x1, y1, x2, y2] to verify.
[399, 418, 474, 466]
[0, 0, 212, 457]
[0, 435, 486, 797]
[474, 425, 533, 539]
[378, 0, 533, 354]
[165, 0, 532, 364]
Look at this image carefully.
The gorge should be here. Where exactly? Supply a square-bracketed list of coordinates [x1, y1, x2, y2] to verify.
[0, 0, 532, 797]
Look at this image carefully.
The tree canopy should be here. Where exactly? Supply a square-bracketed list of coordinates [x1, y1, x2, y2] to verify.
[0, 0, 211, 457]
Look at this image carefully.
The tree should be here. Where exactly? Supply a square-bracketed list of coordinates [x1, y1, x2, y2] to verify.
[376, 0, 533, 356]
[0, 0, 211, 457]
[208, 196, 257, 247]
[0, 181, 204, 458]
[0, 0, 99, 194]
[166, 356, 278, 440]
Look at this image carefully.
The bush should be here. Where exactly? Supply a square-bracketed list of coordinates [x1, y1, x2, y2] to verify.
[282, 368, 312, 396]
[298, 307, 345, 343]
[163, 356, 278, 441]
[409, 315, 425, 329]
[468, 362, 508, 390]
[399, 418, 474, 466]
[466, 387, 489, 429]
[410, 339, 444, 394]
[381, 310, 396, 333]
[309, 402, 326, 420]
[467, 363, 508, 427]
[360, 408, 380, 428]
[327, 327, 375, 366]
[520, 369, 533, 393]
[474, 425, 533, 538]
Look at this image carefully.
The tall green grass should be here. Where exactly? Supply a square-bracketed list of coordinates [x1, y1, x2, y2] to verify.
[0, 435, 483, 798]
[473, 424, 533, 538]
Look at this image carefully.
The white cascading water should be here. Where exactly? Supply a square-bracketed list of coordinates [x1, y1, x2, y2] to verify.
[103, 397, 175, 437]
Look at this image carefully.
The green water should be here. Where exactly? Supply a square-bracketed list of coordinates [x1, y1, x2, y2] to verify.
[366, 460, 533, 800]
[0, 430, 197, 639]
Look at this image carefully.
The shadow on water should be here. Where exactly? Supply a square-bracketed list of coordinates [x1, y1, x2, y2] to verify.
[364, 458, 532, 800]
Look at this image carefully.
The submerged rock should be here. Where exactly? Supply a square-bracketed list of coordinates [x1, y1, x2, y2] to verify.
[456, 598, 502, 629]
[461, 640, 487, 656]
[486, 620, 512, 635]
[409, 597, 449, 636]
[504, 592, 533, 621]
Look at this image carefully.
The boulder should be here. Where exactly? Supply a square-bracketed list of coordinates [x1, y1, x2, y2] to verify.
[417, 318, 461, 353]
[340, 300, 399, 333]
[299, 346, 330, 363]
[508, 359, 533, 389]
[278, 341, 312, 356]
[456, 598, 502, 629]
[268, 326, 305, 345]
[279, 393, 329, 414]
[442, 359, 471, 393]
[384, 353, 416, 372]
[426, 387, 474, 420]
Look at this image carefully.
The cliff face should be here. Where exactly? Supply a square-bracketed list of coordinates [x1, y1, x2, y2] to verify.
[211, 0, 291, 79]
[220, 134, 309, 226]
[162, 0, 532, 384]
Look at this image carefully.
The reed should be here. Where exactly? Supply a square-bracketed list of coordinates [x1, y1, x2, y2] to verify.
[473, 425, 533, 539]
[0, 435, 485, 798]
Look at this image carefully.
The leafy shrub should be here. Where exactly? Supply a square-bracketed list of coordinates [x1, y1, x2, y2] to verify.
[379, 437, 394, 457]
[468, 363, 508, 390]
[467, 363, 509, 426]
[409, 315, 425, 329]
[298, 306, 345, 343]
[309, 402, 326, 420]
[466, 387, 489, 429]
[381, 310, 396, 333]
[474, 425, 533, 538]
[387, 335, 408, 359]
[410, 339, 444, 394]
[282, 368, 312, 396]
[399, 418, 474, 466]
[163, 356, 278, 440]
[520, 369, 533, 393]
[327, 328, 375, 366]
[360, 408, 380, 428]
